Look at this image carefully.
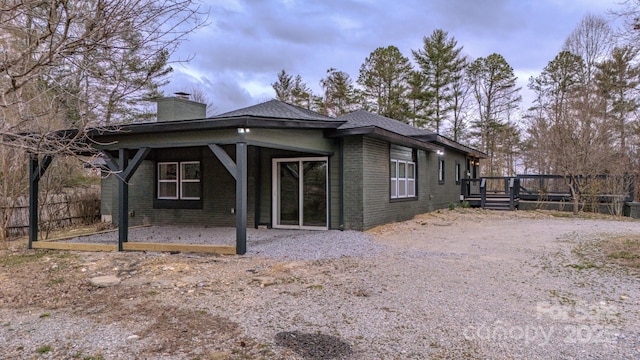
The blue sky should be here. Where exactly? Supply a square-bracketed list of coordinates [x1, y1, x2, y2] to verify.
[163, 0, 622, 115]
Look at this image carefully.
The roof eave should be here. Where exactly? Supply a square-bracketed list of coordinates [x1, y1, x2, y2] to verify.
[327, 127, 443, 152]
[411, 134, 487, 158]
[88, 116, 346, 138]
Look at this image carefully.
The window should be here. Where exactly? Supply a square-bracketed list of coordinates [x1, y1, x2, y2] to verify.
[391, 159, 416, 199]
[438, 159, 445, 185]
[158, 161, 201, 200]
[455, 162, 461, 184]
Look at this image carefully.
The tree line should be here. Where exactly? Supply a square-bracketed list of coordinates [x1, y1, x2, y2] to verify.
[272, 12, 640, 212]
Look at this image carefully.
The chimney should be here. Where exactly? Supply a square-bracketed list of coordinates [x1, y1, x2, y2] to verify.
[156, 92, 206, 122]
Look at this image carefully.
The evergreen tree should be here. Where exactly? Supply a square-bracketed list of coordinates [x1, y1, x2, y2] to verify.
[595, 46, 640, 153]
[467, 53, 521, 175]
[272, 69, 294, 102]
[320, 68, 360, 117]
[357, 45, 412, 122]
[412, 29, 466, 133]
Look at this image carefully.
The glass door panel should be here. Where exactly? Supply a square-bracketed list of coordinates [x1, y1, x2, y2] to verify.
[302, 161, 327, 227]
[279, 162, 299, 226]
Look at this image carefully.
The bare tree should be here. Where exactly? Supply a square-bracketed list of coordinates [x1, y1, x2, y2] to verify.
[0, 0, 205, 243]
[183, 85, 218, 117]
[563, 14, 614, 83]
[0, 0, 206, 156]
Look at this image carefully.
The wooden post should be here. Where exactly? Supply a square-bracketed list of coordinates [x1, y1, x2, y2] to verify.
[117, 148, 129, 251]
[28, 155, 39, 249]
[480, 178, 486, 209]
[28, 154, 52, 249]
[236, 142, 247, 255]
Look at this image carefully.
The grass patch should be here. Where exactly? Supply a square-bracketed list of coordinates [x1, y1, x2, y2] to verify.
[39, 313, 51, 319]
[565, 262, 599, 270]
[36, 345, 52, 354]
[0, 251, 50, 267]
[602, 235, 640, 269]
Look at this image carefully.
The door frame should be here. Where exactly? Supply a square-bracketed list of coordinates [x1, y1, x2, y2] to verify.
[272, 157, 329, 230]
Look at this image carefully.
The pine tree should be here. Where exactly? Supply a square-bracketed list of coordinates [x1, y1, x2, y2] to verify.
[412, 29, 466, 133]
[320, 68, 359, 117]
[357, 46, 412, 122]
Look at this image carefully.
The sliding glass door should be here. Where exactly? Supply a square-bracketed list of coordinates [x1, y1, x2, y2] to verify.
[273, 157, 328, 230]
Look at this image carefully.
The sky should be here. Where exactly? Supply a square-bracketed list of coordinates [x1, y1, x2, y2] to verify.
[162, 0, 624, 115]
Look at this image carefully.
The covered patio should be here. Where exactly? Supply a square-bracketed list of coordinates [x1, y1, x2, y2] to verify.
[27, 100, 345, 255]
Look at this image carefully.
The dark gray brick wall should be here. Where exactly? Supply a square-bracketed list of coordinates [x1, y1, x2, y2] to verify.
[101, 140, 471, 232]
[103, 145, 340, 229]
[342, 136, 364, 230]
[361, 138, 431, 230]
[426, 150, 467, 211]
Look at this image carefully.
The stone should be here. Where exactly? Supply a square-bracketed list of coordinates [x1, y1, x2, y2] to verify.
[252, 276, 277, 287]
[89, 275, 121, 287]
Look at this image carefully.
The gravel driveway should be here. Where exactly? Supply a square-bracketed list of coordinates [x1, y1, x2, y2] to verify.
[1, 209, 640, 359]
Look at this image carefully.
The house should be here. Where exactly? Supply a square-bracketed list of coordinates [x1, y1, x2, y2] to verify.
[91, 97, 485, 254]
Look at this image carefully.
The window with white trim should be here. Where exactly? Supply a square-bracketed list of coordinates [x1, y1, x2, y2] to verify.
[158, 161, 201, 200]
[455, 162, 461, 184]
[391, 159, 416, 199]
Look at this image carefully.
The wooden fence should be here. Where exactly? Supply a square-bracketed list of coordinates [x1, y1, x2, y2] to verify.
[2, 187, 100, 238]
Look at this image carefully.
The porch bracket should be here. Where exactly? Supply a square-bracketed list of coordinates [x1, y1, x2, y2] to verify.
[122, 147, 150, 182]
[106, 148, 149, 251]
[208, 144, 237, 180]
[235, 142, 248, 255]
[28, 154, 53, 249]
[101, 151, 120, 173]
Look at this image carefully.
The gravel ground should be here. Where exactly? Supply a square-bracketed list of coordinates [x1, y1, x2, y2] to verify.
[2, 209, 640, 359]
[64, 227, 386, 260]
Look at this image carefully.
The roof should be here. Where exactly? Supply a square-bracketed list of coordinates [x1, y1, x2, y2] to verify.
[216, 99, 339, 122]
[336, 110, 431, 137]
[331, 110, 486, 158]
[89, 100, 344, 138]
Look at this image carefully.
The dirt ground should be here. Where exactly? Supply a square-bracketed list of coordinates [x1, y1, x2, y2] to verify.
[1, 209, 639, 359]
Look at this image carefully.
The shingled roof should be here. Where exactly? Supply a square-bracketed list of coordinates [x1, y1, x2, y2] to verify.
[216, 99, 340, 122]
[336, 110, 432, 137]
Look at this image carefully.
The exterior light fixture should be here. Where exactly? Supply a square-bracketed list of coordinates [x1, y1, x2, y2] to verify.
[436, 150, 445, 156]
[237, 128, 250, 134]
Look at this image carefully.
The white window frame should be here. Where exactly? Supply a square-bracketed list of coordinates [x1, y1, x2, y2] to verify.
[390, 159, 416, 199]
[158, 162, 179, 199]
[180, 161, 201, 200]
[455, 162, 461, 184]
[272, 157, 328, 230]
[157, 161, 201, 200]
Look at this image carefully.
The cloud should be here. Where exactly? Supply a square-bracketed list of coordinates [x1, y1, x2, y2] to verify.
[162, 0, 622, 113]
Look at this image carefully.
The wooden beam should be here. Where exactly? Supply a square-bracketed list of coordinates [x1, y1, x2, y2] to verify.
[32, 242, 117, 252]
[208, 144, 237, 179]
[122, 147, 150, 182]
[102, 151, 120, 172]
[31, 241, 236, 255]
[29, 154, 53, 248]
[236, 142, 247, 255]
[123, 242, 236, 255]
[118, 148, 129, 251]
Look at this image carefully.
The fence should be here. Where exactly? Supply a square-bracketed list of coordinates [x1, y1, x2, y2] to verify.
[1, 187, 100, 239]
